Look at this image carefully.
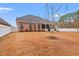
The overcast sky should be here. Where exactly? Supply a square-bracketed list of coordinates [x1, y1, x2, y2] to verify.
[0, 3, 79, 27]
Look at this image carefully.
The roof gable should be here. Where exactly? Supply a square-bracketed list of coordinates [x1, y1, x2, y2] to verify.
[16, 15, 51, 24]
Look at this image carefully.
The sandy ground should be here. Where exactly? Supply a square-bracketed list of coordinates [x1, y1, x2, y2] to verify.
[0, 32, 79, 56]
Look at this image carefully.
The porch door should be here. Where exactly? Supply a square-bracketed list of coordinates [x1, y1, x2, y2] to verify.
[46, 24, 50, 31]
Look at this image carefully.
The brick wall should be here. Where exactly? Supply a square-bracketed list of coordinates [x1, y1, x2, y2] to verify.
[16, 20, 50, 32]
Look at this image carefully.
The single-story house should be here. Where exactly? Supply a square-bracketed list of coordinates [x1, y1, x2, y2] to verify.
[16, 15, 52, 32]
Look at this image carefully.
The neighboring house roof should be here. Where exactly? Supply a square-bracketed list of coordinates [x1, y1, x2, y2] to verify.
[16, 15, 51, 24]
[0, 18, 11, 26]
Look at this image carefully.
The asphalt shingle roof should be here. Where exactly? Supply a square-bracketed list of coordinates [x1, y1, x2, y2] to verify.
[16, 15, 51, 24]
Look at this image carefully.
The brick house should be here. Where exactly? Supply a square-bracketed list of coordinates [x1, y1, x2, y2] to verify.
[16, 15, 52, 32]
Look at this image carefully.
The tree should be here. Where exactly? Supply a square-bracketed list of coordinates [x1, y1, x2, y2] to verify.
[45, 3, 62, 39]
[45, 3, 62, 30]
[59, 9, 79, 29]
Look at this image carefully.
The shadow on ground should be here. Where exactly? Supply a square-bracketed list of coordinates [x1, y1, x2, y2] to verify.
[46, 36, 60, 40]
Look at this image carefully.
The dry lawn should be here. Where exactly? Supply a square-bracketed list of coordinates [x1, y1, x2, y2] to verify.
[0, 32, 79, 56]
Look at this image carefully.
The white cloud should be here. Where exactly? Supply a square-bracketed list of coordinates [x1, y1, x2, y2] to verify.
[49, 14, 60, 18]
[0, 7, 13, 13]
[48, 14, 61, 21]
[53, 14, 60, 17]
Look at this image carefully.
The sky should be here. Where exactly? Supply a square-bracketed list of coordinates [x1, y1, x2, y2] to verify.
[0, 3, 79, 27]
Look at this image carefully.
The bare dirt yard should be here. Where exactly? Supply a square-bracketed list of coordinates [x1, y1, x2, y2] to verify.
[0, 32, 79, 56]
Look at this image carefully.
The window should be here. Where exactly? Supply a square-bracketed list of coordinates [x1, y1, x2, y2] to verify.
[20, 24, 23, 29]
[29, 24, 32, 31]
[42, 24, 45, 29]
[34, 24, 36, 29]
[21, 26, 23, 29]
[38, 24, 40, 29]
[20, 24, 23, 31]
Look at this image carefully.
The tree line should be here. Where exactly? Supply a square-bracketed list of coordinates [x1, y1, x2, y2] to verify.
[58, 10, 79, 28]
